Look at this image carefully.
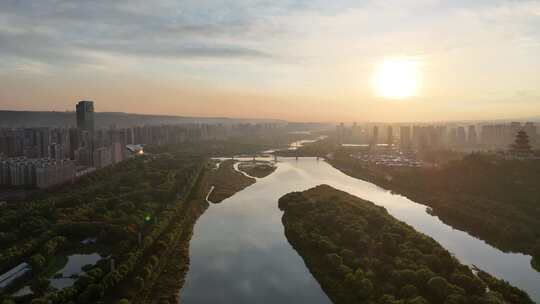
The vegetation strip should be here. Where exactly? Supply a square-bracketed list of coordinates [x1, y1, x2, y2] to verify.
[328, 152, 540, 271]
[132, 167, 211, 304]
[207, 160, 255, 203]
[237, 161, 276, 178]
[1, 153, 206, 303]
[279, 185, 533, 304]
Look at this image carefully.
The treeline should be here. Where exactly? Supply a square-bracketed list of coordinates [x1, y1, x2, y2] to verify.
[329, 152, 540, 270]
[279, 185, 533, 304]
[0, 152, 207, 303]
[146, 131, 319, 157]
[237, 162, 276, 178]
[133, 161, 213, 304]
[145, 139, 272, 156]
[276, 137, 335, 157]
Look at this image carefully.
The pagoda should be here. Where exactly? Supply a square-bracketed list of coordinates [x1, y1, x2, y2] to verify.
[510, 130, 532, 155]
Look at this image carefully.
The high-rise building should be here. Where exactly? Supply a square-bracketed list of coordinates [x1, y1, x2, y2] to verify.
[111, 142, 124, 164]
[0, 157, 74, 189]
[74, 147, 92, 167]
[412, 126, 435, 149]
[76, 100, 95, 132]
[386, 126, 393, 146]
[93, 146, 112, 169]
[371, 126, 379, 145]
[467, 125, 477, 146]
[68, 128, 80, 160]
[400, 126, 411, 149]
[456, 127, 466, 147]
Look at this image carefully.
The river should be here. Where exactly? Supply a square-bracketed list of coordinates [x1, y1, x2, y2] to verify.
[180, 157, 540, 303]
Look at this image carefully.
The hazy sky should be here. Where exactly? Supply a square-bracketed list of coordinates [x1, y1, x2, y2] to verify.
[1, 0, 539, 122]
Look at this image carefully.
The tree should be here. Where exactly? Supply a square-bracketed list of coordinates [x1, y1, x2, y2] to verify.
[29, 254, 46, 270]
[134, 276, 145, 290]
[326, 253, 343, 267]
[532, 242, 540, 258]
[444, 294, 467, 304]
[356, 278, 373, 300]
[382, 233, 399, 255]
[400, 284, 418, 299]
[427, 276, 450, 301]
[408, 296, 429, 304]
[451, 273, 485, 295]
[378, 295, 402, 304]
[392, 269, 417, 287]
[415, 268, 435, 287]
[30, 277, 50, 295]
[78, 283, 104, 303]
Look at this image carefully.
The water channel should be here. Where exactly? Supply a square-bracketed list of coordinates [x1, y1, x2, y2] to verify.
[181, 157, 540, 303]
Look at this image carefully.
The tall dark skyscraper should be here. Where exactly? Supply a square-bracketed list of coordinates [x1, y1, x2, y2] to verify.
[76, 100, 95, 132]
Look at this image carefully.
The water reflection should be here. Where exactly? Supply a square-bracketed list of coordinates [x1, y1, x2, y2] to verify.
[288, 136, 327, 150]
[181, 158, 540, 303]
[50, 253, 101, 290]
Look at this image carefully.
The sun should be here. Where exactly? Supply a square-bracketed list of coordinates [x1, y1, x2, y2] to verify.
[373, 57, 421, 99]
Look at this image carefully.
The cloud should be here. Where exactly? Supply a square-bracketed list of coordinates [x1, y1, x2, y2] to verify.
[2, 0, 538, 69]
[94, 42, 272, 59]
[1, 0, 540, 122]
[0, 0, 275, 69]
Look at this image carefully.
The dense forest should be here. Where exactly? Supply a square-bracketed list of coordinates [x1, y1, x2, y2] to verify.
[145, 132, 322, 158]
[279, 185, 533, 304]
[0, 151, 209, 303]
[329, 151, 540, 271]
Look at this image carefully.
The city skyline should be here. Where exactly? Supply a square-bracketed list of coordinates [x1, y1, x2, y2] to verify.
[1, 1, 540, 122]
[4, 107, 540, 125]
[1, 2, 540, 300]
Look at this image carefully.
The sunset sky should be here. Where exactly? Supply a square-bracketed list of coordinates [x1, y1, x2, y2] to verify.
[1, 0, 539, 122]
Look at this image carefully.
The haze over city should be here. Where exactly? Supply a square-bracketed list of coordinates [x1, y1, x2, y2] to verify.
[1, 0, 540, 121]
[2, 2, 540, 304]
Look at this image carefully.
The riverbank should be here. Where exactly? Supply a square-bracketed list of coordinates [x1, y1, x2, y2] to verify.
[207, 160, 256, 203]
[0, 153, 209, 304]
[237, 161, 276, 178]
[132, 158, 261, 303]
[279, 185, 534, 303]
[133, 165, 212, 304]
[0, 153, 259, 303]
[327, 153, 540, 271]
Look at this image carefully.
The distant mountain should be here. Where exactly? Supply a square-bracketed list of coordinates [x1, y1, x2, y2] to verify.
[0, 111, 286, 129]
